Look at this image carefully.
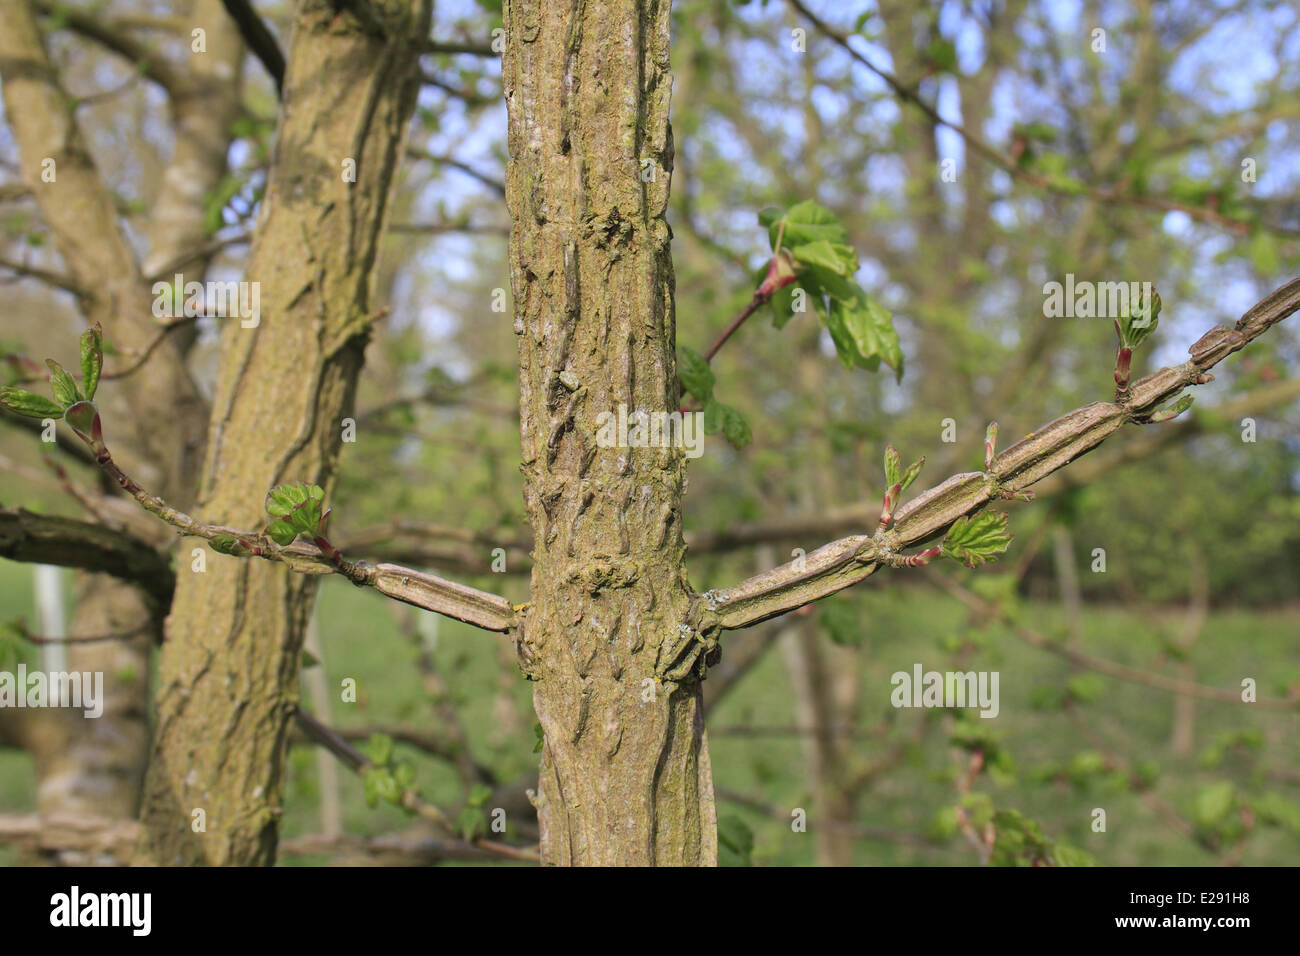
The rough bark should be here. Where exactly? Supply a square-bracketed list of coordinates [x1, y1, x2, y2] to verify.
[503, 0, 716, 866]
[134, 0, 430, 865]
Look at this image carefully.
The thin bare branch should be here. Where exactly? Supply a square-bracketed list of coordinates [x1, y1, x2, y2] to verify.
[219, 0, 285, 95]
[82, 433, 515, 631]
[930, 571, 1299, 711]
[293, 709, 537, 862]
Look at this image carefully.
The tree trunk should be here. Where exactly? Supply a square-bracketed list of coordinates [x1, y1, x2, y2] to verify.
[504, 0, 717, 866]
[134, 0, 430, 865]
[0, 0, 228, 854]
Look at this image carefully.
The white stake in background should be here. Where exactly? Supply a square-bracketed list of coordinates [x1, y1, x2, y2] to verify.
[34, 564, 65, 672]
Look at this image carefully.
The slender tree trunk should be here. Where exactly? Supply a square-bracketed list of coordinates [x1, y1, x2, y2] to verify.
[504, 0, 717, 865]
[134, 0, 430, 865]
[0, 0, 227, 852]
[45, 0, 245, 846]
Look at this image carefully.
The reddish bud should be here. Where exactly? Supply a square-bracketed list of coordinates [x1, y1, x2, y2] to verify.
[64, 400, 104, 453]
[904, 547, 942, 567]
[757, 250, 797, 299]
[878, 482, 902, 531]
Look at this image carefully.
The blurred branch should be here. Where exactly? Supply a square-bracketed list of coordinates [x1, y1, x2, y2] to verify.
[0, 506, 173, 608]
[279, 832, 520, 865]
[0, 255, 85, 296]
[288, 723, 498, 784]
[294, 709, 536, 862]
[219, 0, 285, 95]
[0, 813, 137, 861]
[406, 146, 504, 196]
[786, 0, 1291, 237]
[715, 788, 938, 848]
[423, 38, 495, 56]
[929, 571, 1299, 711]
[30, 0, 189, 96]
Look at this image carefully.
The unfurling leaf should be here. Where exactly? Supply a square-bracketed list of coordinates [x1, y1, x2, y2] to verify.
[80, 323, 103, 400]
[365, 732, 395, 768]
[677, 346, 715, 401]
[884, 444, 903, 487]
[942, 512, 1013, 568]
[900, 456, 925, 492]
[1115, 290, 1161, 350]
[265, 481, 326, 544]
[1147, 393, 1194, 423]
[266, 519, 299, 547]
[64, 401, 102, 450]
[211, 535, 249, 557]
[758, 202, 903, 378]
[1193, 781, 1235, 829]
[45, 359, 83, 407]
[0, 385, 63, 419]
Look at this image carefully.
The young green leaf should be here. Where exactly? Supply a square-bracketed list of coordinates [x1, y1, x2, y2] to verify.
[702, 398, 751, 448]
[884, 444, 903, 487]
[762, 199, 847, 249]
[210, 535, 248, 557]
[758, 202, 904, 378]
[365, 732, 395, 768]
[1116, 290, 1161, 349]
[393, 761, 415, 789]
[45, 359, 83, 407]
[942, 512, 1013, 568]
[265, 481, 326, 544]
[900, 455, 925, 492]
[80, 323, 103, 400]
[789, 238, 857, 278]
[1147, 393, 1194, 423]
[677, 346, 715, 401]
[0, 385, 63, 419]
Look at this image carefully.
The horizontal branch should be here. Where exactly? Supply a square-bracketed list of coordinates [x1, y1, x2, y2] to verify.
[288, 722, 497, 783]
[0, 813, 137, 861]
[0, 506, 173, 609]
[0, 255, 86, 296]
[423, 39, 496, 57]
[705, 277, 1300, 630]
[31, 0, 189, 96]
[82, 436, 515, 632]
[406, 146, 505, 196]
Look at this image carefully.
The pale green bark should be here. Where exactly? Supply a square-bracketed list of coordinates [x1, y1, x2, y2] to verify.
[135, 0, 431, 866]
[504, 0, 718, 865]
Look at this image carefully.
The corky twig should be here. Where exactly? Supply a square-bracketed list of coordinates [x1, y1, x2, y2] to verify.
[701, 277, 1300, 631]
[72, 406, 513, 632]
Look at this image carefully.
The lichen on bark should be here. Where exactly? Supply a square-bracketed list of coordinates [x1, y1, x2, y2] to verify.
[133, 0, 431, 866]
[503, 0, 718, 865]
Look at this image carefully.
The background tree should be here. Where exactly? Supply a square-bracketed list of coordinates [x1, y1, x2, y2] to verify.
[1, 0, 1298, 867]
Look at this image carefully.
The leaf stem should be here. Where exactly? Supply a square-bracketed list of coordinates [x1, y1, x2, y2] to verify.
[702, 293, 768, 362]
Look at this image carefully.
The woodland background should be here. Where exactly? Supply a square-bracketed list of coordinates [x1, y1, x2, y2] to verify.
[1, 0, 1298, 865]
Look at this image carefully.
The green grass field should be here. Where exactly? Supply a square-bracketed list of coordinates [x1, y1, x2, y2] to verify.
[2, 556, 1297, 865]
